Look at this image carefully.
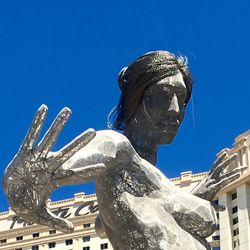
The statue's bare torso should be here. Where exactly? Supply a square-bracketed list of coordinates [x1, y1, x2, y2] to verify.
[62, 130, 215, 250]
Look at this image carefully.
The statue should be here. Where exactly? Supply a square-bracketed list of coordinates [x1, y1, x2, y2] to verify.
[3, 51, 243, 250]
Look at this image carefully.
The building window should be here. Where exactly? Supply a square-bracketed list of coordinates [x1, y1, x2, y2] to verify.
[216, 213, 219, 219]
[0, 239, 7, 244]
[49, 230, 56, 234]
[83, 236, 91, 242]
[83, 247, 90, 250]
[234, 239, 240, 247]
[233, 217, 238, 225]
[216, 224, 220, 230]
[232, 192, 237, 200]
[233, 228, 239, 236]
[15, 248, 22, 250]
[66, 239, 73, 245]
[212, 235, 220, 241]
[33, 233, 40, 238]
[232, 206, 238, 214]
[16, 236, 23, 241]
[32, 246, 39, 250]
[101, 243, 108, 249]
[48, 242, 56, 248]
[212, 248, 220, 250]
[83, 223, 91, 228]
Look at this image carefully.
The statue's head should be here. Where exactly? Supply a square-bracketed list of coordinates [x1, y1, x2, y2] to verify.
[111, 50, 193, 144]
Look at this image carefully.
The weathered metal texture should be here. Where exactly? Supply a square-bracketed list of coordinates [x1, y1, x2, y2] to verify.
[3, 51, 244, 250]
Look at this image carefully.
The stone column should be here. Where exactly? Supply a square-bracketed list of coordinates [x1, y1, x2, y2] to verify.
[40, 244, 47, 250]
[219, 193, 233, 250]
[74, 237, 80, 250]
[237, 184, 250, 250]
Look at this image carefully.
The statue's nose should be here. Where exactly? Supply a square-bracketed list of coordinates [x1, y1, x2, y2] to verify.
[168, 94, 180, 113]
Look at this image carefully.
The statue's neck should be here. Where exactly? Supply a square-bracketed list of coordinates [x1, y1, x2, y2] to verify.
[124, 125, 158, 165]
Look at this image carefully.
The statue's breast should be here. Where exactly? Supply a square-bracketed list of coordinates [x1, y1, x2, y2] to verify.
[114, 165, 159, 196]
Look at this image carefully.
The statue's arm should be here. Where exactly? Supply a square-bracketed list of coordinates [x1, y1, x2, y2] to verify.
[54, 130, 130, 186]
[3, 105, 135, 234]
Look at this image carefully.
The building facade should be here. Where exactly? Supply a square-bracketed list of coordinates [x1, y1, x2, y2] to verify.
[0, 193, 112, 250]
[0, 130, 249, 250]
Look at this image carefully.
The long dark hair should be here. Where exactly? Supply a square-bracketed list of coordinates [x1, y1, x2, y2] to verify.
[109, 51, 193, 130]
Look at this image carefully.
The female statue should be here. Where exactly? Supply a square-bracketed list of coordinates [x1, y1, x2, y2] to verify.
[3, 51, 242, 250]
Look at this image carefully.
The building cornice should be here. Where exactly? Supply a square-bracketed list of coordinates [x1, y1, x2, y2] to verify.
[0, 212, 97, 239]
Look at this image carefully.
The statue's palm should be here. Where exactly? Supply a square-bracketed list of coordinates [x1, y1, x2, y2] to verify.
[3, 105, 97, 233]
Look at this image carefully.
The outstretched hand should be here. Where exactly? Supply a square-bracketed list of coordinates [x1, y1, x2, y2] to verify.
[191, 152, 245, 204]
[3, 105, 104, 233]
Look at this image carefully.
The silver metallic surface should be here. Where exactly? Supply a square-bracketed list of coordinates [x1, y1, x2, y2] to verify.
[3, 105, 105, 233]
[3, 51, 244, 249]
[3, 105, 243, 250]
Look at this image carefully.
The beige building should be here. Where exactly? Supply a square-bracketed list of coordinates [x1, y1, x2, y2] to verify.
[0, 193, 112, 250]
[0, 130, 249, 250]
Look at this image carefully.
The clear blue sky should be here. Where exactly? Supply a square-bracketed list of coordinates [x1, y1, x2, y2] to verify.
[0, 0, 249, 211]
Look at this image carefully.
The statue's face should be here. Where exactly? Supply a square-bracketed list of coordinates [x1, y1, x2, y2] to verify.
[140, 71, 187, 144]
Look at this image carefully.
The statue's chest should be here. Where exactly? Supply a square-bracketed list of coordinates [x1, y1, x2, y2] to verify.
[114, 169, 157, 196]
[95, 164, 159, 225]
[97, 162, 158, 197]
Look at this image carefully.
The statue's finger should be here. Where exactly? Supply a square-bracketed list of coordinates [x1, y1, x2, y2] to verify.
[217, 172, 240, 189]
[235, 165, 247, 172]
[220, 165, 245, 180]
[220, 169, 239, 180]
[54, 128, 96, 167]
[38, 107, 71, 158]
[211, 154, 237, 178]
[20, 105, 48, 152]
[33, 206, 74, 233]
[209, 152, 227, 173]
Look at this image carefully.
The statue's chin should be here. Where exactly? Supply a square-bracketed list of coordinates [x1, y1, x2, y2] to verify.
[157, 131, 177, 145]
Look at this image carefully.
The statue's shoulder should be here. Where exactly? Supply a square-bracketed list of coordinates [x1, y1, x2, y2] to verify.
[95, 130, 130, 144]
[94, 130, 135, 158]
